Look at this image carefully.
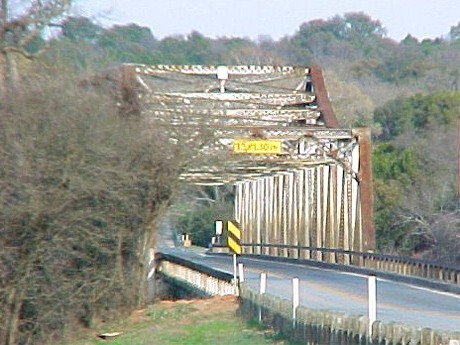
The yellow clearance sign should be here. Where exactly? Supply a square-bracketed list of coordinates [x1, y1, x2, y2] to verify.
[227, 221, 242, 255]
[233, 139, 282, 154]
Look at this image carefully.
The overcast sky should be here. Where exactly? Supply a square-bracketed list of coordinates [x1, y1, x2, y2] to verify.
[76, 0, 460, 42]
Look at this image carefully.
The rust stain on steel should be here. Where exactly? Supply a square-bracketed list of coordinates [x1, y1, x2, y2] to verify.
[353, 128, 375, 251]
[115, 63, 375, 253]
[458, 117, 460, 198]
[309, 65, 339, 128]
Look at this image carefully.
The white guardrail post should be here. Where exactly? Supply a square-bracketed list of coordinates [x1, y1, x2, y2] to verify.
[368, 275, 377, 337]
[259, 272, 267, 322]
[233, 254, 238, 296]
[238, 263, 245, 283]
[292, 277, 299, 326]
[260, 271, 267, 294]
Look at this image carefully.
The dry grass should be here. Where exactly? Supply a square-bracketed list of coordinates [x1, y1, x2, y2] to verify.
[67, 296, 290, 345]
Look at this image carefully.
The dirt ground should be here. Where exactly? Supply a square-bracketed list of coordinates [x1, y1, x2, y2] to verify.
[69, 294, 291, 345]
[128, 295, 240, 323]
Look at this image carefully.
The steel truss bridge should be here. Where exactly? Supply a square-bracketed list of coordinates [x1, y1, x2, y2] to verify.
[116, 66, 459, 345]
[120, 63, 375, 257]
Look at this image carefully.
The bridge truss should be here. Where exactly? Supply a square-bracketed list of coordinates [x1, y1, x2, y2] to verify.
[120, 64, 375, 256]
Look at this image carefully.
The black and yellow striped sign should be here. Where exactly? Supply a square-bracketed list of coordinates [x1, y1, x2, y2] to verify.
[227, 220, 242, 255]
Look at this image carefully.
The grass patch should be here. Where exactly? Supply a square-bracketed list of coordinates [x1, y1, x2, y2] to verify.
[67, 297, 290, 345]
[146, 304, 197, 321]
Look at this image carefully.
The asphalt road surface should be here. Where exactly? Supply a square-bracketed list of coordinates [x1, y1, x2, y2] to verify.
[158, 246, 460, 333]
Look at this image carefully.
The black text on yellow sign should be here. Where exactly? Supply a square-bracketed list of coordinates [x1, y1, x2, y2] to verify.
[227, 220, 242, 255]
[233, 139, 282, 154]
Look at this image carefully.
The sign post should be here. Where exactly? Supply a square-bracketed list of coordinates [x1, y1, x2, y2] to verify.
[233, 253, 238, 295]
[227, 220, 242, 295]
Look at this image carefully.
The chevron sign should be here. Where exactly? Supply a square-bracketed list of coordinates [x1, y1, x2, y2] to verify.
[227, 220, 242, 255]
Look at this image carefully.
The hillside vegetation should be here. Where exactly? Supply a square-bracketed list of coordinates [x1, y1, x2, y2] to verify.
[0, 6, 459, 345]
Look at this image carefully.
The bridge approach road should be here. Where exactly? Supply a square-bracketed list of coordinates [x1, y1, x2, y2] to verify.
[158, 246, 460, 333]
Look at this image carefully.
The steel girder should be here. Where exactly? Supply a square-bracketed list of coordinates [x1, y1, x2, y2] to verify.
[121, 63, 343, 185]
[119, 63, 374, 252]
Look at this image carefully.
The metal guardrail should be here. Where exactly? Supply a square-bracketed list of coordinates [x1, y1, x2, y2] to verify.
[155, 252, 234, 282]
[242, 243, 460, 286]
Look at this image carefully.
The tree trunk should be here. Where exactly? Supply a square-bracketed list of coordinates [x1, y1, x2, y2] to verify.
[5, 288, 22, 345]
[0, 48, 20, 100]
[136, 230, 150, 306]
[115, 231, 125, 286]
[136, 217, 160, 306]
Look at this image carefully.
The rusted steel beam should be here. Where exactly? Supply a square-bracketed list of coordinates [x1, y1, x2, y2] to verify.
[117, 63, 375, 257]
[309, 66, 339, 128]
[458, 116, 460, 198]
[352, 128, 375, 251]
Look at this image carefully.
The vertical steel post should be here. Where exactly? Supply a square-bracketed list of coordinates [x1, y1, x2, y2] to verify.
[276, 174, 284, 256]
[325, 165, 334, 262]
[305, 169, 312, 259]
[298, 169, 306, 259]
[282, 173, 289, 257]
[267, 176, 274, 255]
[353, 128, 375, 251]
[250, 180, 257, 253]
[264, 177, 270, 255]
[287, 172, 295, 257]
[292, 171, 299, 258]
[457, 117, 460, 198]
[244, 181, 251, 253]
[315, 167, 322, 260]
[233, 254, 238, 296]
[256, 178, 263, 254]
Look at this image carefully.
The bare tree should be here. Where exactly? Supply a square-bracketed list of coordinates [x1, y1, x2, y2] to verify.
[323, 69, 376, 128]
[0, 66, 201, 344]
[0, 0, 71, 95]
[391, 127, 460, 263]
